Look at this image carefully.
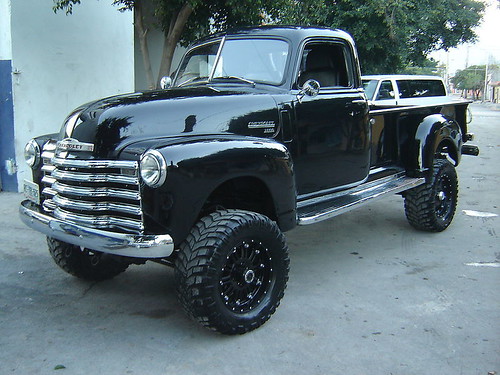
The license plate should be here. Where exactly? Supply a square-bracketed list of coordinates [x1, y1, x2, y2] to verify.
[24, 179, 40, 205]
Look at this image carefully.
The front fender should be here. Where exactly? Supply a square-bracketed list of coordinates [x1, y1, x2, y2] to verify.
[413, 114, 462, 173]
[139, 136, 296, 246]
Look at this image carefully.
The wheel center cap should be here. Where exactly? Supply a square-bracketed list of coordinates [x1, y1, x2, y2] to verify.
[437, 191, 446, 201]
[244, 269, 255, 284]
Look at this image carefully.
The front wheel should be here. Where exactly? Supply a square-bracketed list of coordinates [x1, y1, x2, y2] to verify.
[404, 159, 458, 232]
[174, 210, 290, 334]
[47, 237, 130, 281]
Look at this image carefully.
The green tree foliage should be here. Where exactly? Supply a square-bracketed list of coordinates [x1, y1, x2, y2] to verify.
[451, 64, 499, 100]
[399, 58, 443, 76]
[279, 0, 485, 74]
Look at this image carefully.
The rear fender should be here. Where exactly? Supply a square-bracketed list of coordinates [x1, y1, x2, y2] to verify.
[411, 114, 462, 174]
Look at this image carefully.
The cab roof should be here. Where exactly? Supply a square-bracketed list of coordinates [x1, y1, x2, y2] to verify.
[362, 74, 444, 81]
[194, 26, 355, 46]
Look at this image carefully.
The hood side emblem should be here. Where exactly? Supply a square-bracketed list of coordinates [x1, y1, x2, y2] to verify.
[248, 121, 276, 134]
[248, 121, 275, 129]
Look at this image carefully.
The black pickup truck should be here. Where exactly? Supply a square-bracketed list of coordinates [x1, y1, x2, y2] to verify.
[20, 26, 479, 334]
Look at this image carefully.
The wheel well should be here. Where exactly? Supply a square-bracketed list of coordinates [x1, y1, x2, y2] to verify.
[200, 177, 277, 221]
[437, 139, 459, 165]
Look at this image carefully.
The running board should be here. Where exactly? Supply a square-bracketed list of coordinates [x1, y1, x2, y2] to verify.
[297, 172, 425, 225]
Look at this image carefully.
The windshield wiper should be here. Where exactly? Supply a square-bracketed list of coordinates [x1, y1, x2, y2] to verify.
[178, 76, 209, 87]
[211, 76, 256, 87]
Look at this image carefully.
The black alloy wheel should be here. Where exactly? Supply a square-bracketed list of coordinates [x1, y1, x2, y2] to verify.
[174, 209, 289, 334]
[404, 158, 458, 232]
[434, 171, 455, 221]
[219, 239, 272, 314]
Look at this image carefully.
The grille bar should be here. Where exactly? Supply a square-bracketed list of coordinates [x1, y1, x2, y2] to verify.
[41, 165, 56, 173]
[52, 157, 138, 169]
[51, 169, 139, 185]
[54, 207, 144, 232]
[52, 181, 141, 201]
[42, 175, 57, 185]
[53, 195, 142, 216]
[42, 187, 57, 197]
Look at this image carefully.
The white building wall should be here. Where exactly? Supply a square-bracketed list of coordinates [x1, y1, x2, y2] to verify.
[10, 0, 135, 190]
[0, 0, 12, 61]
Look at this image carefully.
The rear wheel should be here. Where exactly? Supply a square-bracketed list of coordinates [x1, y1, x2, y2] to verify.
[47, 237, 130, 281]
[404, 159, 458, 232]
[174, 210, 289, 334]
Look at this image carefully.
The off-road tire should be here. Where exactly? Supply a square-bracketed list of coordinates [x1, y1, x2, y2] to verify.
[174, 210, 290, 335]
[47, 237, 130, 281]
[404, 159, 458, 232]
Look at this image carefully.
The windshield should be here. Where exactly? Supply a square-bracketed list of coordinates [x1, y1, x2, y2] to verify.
[175, 42, 219, 86]
[174, 38, 289, 86]
[362, 79, 378, 100]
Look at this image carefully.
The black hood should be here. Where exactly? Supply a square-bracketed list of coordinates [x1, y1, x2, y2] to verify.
[59, 86, 283, 158]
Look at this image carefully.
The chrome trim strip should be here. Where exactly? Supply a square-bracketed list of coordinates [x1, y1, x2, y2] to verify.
[20, 200, 174, 259]
[42, 187, 57, 197]
[209, 36, 226, 81]
[51, 169, 139, 185]
[43, 140, 57, 151]
[53, 207, 144, 232]
[42, 175, 56, 185]
[297, 168, 405, 207]
[297, 176, 369, 206]
[52, 195, 142, 216]
[297, 175, 425, 225]
[42, 199, 56, 212]
[52, 157, 138, 169]
[42, 151, 55, 160]
[42, 165, 56, 173]
[52, 181, 141, 201]
[368, 166, 395, 175]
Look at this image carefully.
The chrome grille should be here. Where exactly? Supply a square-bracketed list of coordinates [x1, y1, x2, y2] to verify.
[40, 142, 143, 234]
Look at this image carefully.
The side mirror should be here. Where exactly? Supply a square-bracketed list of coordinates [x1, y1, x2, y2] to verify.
[160, 76, 173, 89]
[297, 79, 320, 102]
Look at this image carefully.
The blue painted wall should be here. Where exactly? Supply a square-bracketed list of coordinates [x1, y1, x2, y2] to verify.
[0, 59, 17, 191]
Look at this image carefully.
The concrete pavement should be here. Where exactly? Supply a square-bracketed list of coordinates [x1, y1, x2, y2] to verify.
[0, 102, 498, 375]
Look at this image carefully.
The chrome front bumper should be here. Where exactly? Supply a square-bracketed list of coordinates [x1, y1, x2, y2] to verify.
[19, 200, 174, 259]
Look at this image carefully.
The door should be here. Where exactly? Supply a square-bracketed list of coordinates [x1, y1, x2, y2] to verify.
[291, 41, 370, 196]
[375, 79, 397, 105]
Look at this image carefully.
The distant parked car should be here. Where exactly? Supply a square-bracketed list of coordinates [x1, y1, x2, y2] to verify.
[362, 74, 450, 107]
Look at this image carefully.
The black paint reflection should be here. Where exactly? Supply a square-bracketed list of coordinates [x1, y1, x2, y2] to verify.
[94, 116, 132, 156]
[183, 115, 197, 133]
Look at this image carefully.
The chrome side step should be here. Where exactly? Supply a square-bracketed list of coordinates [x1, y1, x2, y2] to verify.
[297, 172, 425, 225]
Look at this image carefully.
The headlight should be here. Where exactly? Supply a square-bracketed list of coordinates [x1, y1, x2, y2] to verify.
[24, 139, 41, 168]
[140, 150, 167, 188]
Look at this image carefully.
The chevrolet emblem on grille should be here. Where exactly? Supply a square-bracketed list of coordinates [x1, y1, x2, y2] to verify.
[57, 138, 94, 152]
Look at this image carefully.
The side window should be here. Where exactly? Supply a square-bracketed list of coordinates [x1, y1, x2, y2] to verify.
[376, 80, 395, 100]
[397, 79, 446, 98]
[396, 80, 411, 99]
[297, 42, 351, 89]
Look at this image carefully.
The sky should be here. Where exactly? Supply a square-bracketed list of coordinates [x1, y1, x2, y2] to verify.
[431, 0, 500, 75]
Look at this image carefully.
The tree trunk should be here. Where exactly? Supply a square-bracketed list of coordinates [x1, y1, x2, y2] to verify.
[134, 0, 155, 90]
[157, 3, 193, 87]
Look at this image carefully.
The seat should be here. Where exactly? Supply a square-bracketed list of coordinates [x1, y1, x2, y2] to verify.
[299, 47, 338, 88]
